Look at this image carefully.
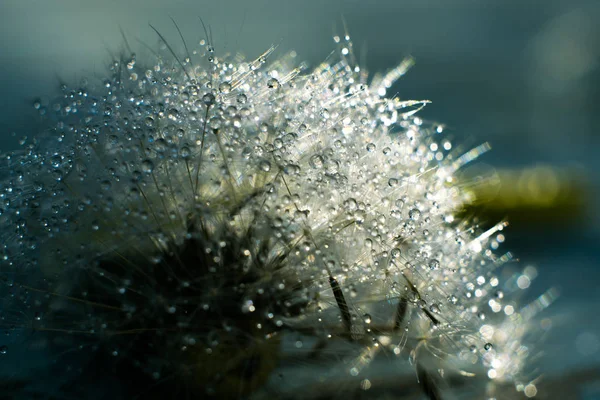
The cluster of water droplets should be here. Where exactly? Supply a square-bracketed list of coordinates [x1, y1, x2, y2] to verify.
[0, 30, 546, 398]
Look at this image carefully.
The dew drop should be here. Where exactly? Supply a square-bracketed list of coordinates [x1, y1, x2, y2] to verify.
[50, 155, 62, 168]
[343, 198, 358, 211]
[309, 154, 324, 169]
[259, 160, 271, 172]
[202, 93, 215, 105]
[408, 208, 421, 221]
[408, 291, 420, 303]
[167, 108, 179, 121]
[283, 163, 300, 175]
[267, 78, 280, 89]
[428, 259, 440, 270]
[218, 82, 232, 93]
[141, 159, 154, 173]
[180, 146, 191, 159]
[100, 180, 112, 191]
[484, 343, 493, 351]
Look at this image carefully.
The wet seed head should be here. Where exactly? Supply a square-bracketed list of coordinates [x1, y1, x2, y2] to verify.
[0, 24, 552, 399]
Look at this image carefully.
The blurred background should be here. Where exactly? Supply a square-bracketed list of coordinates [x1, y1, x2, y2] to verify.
[0, 0, 599, 398]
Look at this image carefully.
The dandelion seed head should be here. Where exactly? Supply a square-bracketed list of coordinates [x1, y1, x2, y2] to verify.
[0, 27, 550, 398]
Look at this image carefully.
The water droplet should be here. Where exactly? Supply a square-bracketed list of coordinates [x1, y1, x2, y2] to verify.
[283, 163, 300, 175]
[391, 248, 401, 258]
[366, 143, 376, 152]
[408, 291, 420, 303]
[180, 146, 191, 159]
[100, 180, 112, 191]
[259, 160, 271, 172]
[50, 155, 62, 168]
[363, 314, 372, 324]
[141, 159, 154, 173]
[236, 93, 247, 104]
[267, 78, 280, 89]
[343, 198, 357, 211]
[168, 108, 179, 121]
[360, 379, 371, 390]
[202, 93, 215, 105]
[0, 346, 7, 354]
[52, 170, 63, 182]
[309, 154, 324, 169]
[218, 82, 231, 93]
[408, 208, 421, 221]
[428, 259, 440, 270]
[484, 343, 493, 351]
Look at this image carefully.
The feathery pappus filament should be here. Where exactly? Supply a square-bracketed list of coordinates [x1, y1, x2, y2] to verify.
[0, 22, 552, 399]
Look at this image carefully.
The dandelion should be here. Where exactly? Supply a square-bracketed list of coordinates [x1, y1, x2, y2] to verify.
[0, 22, 552, 399]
